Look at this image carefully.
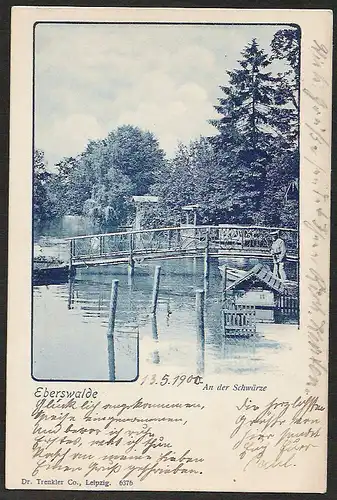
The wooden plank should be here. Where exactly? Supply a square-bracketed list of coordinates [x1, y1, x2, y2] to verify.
[258, 267, 269, 280]
[223, 302, 256, 336]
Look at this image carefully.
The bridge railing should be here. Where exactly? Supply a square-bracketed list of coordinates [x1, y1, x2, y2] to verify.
[67, 225, 298, 262]
[215, 225, 298, 254]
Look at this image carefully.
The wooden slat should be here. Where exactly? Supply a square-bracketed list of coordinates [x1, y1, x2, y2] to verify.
[223, 304, 256, 336]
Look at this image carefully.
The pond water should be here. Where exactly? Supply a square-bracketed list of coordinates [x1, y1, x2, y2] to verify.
[33, 256, 298, 382]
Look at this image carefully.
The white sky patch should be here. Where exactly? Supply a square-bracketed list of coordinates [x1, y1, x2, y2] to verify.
[38, 114, 104, 167]
[34, 23, 295, 167]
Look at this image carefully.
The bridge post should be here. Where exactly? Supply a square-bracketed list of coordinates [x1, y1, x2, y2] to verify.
[222, 265, 227, 302]
[107, 336, 116, 382]
[196, 289, 205, 374]
[151, 265, 161, 314]
[151, 313, 160, 364]
[204, 228, 210, 280]
[128, 233, 135, 279]
[99, 236, 104, 256]
[67, 274, 75, 310]
[107, 279, 119, 381]
[128, 260, 135, 279]
[167, 229, 172, 250]
[108, 280, 119, 337]
[68, 239, 73, 272]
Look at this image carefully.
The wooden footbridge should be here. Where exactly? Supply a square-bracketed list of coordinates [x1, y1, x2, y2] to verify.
[67, 224, 298, 277]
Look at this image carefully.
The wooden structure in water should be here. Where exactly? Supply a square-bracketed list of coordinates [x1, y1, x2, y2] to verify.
[221, 263, 299, 329]
[222, 301, 256, 338]
[274, 293, 299, 323]
[224, 263, 286, 294]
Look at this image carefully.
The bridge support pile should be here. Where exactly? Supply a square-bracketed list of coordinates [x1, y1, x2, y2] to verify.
[107, 279, 119, 381]
[196, 289, 205, 374]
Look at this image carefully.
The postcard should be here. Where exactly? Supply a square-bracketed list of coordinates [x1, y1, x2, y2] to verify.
[6, 7, 332, 492]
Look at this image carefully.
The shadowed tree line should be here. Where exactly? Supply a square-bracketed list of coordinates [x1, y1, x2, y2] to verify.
[34, 28, 300, 232]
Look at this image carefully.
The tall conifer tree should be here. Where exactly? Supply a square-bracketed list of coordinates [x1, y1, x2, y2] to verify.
[210, 38, 298, 224]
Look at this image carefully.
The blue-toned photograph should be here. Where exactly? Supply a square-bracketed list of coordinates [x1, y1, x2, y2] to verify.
[33, 23, 300, 381]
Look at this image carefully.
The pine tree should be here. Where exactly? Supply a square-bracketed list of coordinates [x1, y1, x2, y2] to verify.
[211, 39, 282, 150]
[210, 38, 298, 224]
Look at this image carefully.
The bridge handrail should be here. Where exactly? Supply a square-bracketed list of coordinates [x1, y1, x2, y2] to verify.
[65, 224, 298, 241]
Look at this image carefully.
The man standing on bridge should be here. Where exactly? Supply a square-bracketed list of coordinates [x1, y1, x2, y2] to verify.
[270, 230, 287, 281]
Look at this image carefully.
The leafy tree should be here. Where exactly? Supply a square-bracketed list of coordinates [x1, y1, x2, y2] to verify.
[186, 138, 229, 224]
[33, 149, 53, 227]
[271, 27, 300, 105]
[83, 167, 134, 227]
[268, 27, 300, 226]
[84, 126, 165, 227]
[48, 156, 83, 218]
[49, 126, 166, 230]
[260, 144, 299, 227]
[103, 125, 165, 195]
[147, 142, 194, 227]
[148, 138, 229, 227]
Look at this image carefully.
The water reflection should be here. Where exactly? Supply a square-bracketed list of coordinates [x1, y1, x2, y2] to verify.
[196, 323, 205, 376]
[33, 257, 298, 381]
[107, 334, 116, 381]
[151, 314, 160, 364]
[67, 276, 75, 310]
[166, 299, 172, 326]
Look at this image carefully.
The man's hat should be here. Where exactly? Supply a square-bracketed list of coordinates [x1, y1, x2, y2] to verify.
[270, 230, 279, 235]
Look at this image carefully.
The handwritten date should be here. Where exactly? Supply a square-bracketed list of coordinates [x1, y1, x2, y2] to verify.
[140, 373, 203, 387]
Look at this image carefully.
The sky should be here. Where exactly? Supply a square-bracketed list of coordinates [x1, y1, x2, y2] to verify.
[34, 23, 292, 169]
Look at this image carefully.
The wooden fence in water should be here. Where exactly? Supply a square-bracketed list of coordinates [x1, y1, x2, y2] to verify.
[222, 301, 256, 337]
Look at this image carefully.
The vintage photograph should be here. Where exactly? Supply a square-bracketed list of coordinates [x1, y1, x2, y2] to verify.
[7, 8, 331, 492]
[33, 22, 300, 381]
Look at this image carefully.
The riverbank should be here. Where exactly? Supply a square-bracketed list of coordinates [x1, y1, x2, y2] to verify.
[34, 238, 71, 285]
[34, 237, 69, 262]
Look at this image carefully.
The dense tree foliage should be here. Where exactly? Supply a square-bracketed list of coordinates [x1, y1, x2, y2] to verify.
[33, 149, 53, 227]
[147, 138, 228, 227]
[271, 27, 300, 109]
[34, 29, 299, 233]
[209, 37, 299, 225]
[41, 125, 165, 229]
